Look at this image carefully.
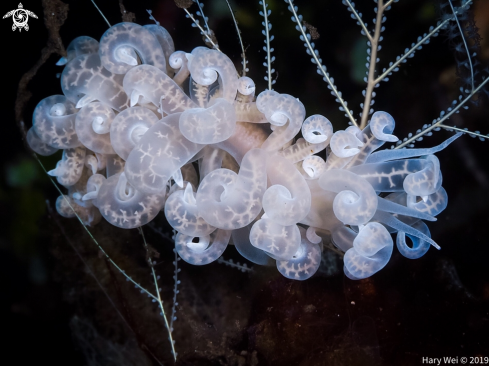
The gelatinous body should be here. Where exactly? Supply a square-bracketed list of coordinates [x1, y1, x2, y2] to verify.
[34, 21, 459, 282]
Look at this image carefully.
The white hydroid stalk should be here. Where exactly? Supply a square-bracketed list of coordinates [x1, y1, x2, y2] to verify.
[342, 0, 372, 42]
[395, 76, 489, 149]
[360, 0, 385, 129]
[448, 0, 474, 92]
[261, 0, 273, 90]
[375, 0, 473, 85]
[139, 227, 177, 361]
[286, 0, 358, 128]
[184, 8, 221, 51]
[224, 0, 248, 76]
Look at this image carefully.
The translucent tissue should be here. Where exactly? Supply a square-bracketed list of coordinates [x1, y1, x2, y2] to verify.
[29, 22, 460, 280]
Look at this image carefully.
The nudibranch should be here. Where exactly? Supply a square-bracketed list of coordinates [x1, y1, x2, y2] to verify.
[28, 22, 459, 281]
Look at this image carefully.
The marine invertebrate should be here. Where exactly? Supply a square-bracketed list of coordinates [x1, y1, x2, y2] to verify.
[27, 7, 479, 284]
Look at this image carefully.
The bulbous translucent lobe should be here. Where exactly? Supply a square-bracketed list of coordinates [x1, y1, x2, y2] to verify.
[330, 130, 364, 158]
[123, 65, 196, 113]
[165, 183, 216, 237]
[176, 229, 231, 265]
[319, 169, 377, 226]
[301, 114, 333, 144]
[95, 173, 167, 229]
[250, 218, 301, 260]
[396, 220, 431, 259]
[179, 98, 237, 144]
[344, 222, 393, 280]
[99, 22, 167, 74]
[144, 24, 175, 75]
[75, 102, 116, 154]
[56, 195, 101, 226]
[125, 113, 204, 194]
[403, 155, 442, 196]
[110, 106, 159, 160]
[187, 47, 239, 102]
[263, 154, 311, 225]
[196, 148, 268, 230]
[370, 111, 398, 142]
[276, 227, 321, 280]
[32, 95, 80, 149]
[61, 53, 129, 111]
[26, 127, 58, 156]
[68, 36, 99, 58]
[48, 147, 86, 187]
[256, 90, 306, 151]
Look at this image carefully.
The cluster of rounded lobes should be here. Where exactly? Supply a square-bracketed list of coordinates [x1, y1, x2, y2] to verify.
[28, 22, 455, 281]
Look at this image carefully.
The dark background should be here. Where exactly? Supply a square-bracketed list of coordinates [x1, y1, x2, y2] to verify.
[1, 0, 489, 365]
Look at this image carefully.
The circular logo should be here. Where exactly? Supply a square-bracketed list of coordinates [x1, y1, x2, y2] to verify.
[3, 3, 38, 31]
